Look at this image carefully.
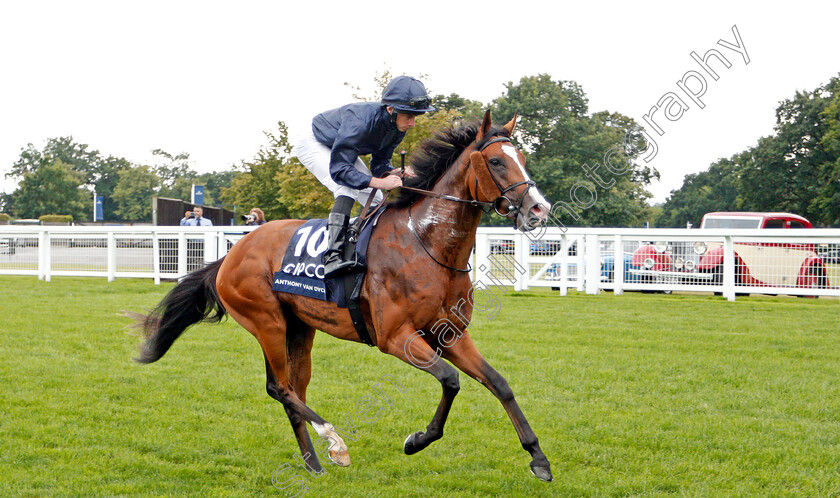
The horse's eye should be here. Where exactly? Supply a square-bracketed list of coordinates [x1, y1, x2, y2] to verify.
[489, 158, 502, 167]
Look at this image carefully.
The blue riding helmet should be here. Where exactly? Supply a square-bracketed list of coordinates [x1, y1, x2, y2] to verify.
[381, 76, 435, 114]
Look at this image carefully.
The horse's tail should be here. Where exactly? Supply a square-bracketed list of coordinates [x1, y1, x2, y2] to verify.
[130, 257, 227, 364]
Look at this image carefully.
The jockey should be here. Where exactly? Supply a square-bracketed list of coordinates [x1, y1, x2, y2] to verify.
[293, 75, 435, 278]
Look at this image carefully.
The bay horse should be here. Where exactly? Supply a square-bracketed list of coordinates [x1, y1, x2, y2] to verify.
[132, 110, 554, 482]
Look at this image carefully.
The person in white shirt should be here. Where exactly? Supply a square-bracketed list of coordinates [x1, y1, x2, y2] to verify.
[180, 206, 213, 226]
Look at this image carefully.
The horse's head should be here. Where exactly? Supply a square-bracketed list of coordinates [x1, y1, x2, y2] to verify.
[468, 110, 551, 231]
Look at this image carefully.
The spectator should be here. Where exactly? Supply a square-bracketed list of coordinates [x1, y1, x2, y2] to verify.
[244, 208, 267, 226]
[180, 206, 213, 226]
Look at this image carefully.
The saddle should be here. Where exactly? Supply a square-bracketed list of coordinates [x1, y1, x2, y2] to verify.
[272, 199, 386, 347]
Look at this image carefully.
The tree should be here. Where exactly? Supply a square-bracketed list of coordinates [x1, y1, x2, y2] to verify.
[431, 93, 486, 122]
[11, 159, 88, 219]
[661, 73, 840, 227]
[201, 170, 239, 206]
[93, 155, 132, 220]
[491, 74, 658, 227]
[817, 75, 840, 225]
[7, 136, 130, 220]
[9, 136, 100, 179]
[112, 165, 160, 221]
[494, 74, 589, 160]
[221, 122, 331, 221]
[0, 192, 13, 215]
[739, 86, 833, 221]
[152, 149, 194, 201]
[657, 156, 741, 227]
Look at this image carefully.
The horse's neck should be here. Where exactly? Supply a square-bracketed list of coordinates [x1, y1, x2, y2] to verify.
[410, 162, 481, 267]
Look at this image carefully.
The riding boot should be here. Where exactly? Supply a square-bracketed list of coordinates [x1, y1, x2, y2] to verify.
[323, 196, 361, 278]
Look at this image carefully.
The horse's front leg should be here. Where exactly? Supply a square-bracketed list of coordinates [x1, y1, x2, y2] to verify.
[441, 331, 553, 482]
[380, 325, 460, 455]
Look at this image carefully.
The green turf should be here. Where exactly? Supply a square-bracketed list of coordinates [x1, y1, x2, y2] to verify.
[0, 276, 838, 497]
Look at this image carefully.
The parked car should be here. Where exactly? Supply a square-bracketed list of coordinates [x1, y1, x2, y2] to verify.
[544, 240, 640, 288]
[489, 239, 514, 254]
[0, 237, 16, 255]
[529, 239, 564, 256]
[628, 212, 828, 290]
[817, 247, 840, 264]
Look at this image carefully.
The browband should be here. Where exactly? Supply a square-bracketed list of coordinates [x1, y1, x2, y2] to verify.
[478, 136, 511, 151]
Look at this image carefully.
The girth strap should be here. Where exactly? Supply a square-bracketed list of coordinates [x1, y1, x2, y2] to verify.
[344, 272, 375, 347]
[344, 188, 379, 347]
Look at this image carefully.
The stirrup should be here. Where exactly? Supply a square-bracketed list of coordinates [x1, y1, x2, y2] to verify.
[324, 257, 365, 278]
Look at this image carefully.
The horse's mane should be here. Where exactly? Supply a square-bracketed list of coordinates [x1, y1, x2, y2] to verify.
[388, 120, 510, 208]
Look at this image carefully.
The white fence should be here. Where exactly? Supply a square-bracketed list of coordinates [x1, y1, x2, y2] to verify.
[0, 225, 258, 284]
[1, 225, 839, 301]
[475, 227, 840, 301]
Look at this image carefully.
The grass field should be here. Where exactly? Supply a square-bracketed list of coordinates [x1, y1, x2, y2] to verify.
[1, 276, 838, 497]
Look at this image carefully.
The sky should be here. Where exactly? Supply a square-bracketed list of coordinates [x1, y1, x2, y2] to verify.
[1, 1, 839, 204]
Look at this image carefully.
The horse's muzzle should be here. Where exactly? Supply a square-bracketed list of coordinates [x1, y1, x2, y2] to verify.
[517, 202, 550, 231]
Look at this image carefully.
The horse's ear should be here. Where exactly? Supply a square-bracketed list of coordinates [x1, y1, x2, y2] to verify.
[476, 109, 492, 141]
[503, 112, 518, 136]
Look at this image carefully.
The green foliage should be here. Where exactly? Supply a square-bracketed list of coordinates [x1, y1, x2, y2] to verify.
[7, 138, 235, 223]
[0, 193, 11, 214]
[276, 159, 334, 219]
[0, 213, 11, 222]
[491, 75, 658, 227]
[395, 108, 463, 163]
[152, 149, 201, 203]
[112, 165, 160, 222]
[221, 122, 332, 221]
[739, 85, 833, 221]
[11, 159, 89, 220]
[38, 214, 73, 223]
[8, 136, 130, 220]
[656, 156, 741, 227]
[432, 93, 486, 122]
[662, 73, 840, 227]
[10, 136, 100, 179]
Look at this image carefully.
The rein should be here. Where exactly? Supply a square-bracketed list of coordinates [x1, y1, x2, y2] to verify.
[398, 184, 494, 211]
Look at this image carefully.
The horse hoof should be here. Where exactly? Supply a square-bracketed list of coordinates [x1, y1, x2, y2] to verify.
[530, 464, 553, 482]
[403, 432, 423, 455]
[329, 448, 351, 467]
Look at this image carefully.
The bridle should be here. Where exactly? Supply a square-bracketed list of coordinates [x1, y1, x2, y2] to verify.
[473, 137, 537, 219]
[403, 135, 536, 272]
[400, 136, 535, 217]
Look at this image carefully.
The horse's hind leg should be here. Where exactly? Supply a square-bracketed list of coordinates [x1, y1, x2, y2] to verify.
[260, 324, 351, 468]
[221, 295, 350, 471]
[381, 326, 461, 455]
[277, 312, 328, 469]
[440, 332, 553, 482]
[263, 353, 317, 469]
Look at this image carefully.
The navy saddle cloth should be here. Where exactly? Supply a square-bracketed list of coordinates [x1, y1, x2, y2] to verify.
[272, 209, 382, 306]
